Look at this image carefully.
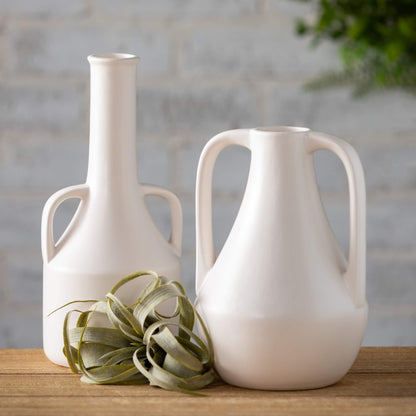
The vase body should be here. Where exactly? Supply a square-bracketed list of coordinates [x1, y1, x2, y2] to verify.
[42, 53, 182, 366]
[195, 126, 367, 390]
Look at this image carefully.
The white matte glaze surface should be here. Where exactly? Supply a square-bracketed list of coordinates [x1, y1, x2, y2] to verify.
[195, 127, 367, 390]
[42, 54, 183, 366]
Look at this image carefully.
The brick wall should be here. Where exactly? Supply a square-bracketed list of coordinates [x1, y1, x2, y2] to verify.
[0, 0, 415, 347]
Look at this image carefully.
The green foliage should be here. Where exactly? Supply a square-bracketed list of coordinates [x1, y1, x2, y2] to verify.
[52, 271, 216, 395]
[295, 0, 416, 94]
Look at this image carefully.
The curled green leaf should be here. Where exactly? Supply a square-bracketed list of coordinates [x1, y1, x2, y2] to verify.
[59, 270, 216, 394]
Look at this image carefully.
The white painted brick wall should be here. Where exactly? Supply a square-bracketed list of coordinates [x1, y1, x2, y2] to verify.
[367, 198, 416, 251]
[0, 196, 44, 249]
[0, 0, 87, 17]
[137, 85, 257, 138]
[178, 142, 251, 193]
[95, 0, 261, 19]
[0, 139, 88, 190]
[367, 257, 416, 307]
[7, 253, 42, 305]
[182, 27, 339, 79]
[0, 0, 415, 348]
[8, 25, 172, 78]
[266, 84, 416, 139]
[0, 84, 85, 135]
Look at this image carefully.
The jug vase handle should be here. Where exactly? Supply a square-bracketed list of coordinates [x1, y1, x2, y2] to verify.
[308, 132, 366, 308]
[41, 184, 89, 263]
[195, 129, 250, 293]
[142, 184, 183, 256]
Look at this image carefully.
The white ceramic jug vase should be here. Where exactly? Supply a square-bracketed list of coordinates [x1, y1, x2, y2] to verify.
[195, 126, 367, 390]
[42, 54, 182, 366]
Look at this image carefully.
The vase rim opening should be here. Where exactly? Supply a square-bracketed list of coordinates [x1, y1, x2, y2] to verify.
[253, 126, 310, 134]
[88, 53, 140, 64]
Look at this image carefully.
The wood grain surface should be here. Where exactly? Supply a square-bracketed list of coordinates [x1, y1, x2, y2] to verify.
[0, 348, 415, 415]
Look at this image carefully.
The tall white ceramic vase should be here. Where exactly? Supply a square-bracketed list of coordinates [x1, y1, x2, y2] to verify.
[195, 126, 367, 390]
[42, 53, 182, 366]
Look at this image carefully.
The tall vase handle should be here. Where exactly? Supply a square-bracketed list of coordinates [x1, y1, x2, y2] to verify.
[142, 184, 183, 256]
[195, 129, 251, 293]
[41, 184, 89, 264]
[308, 132, 366, 307]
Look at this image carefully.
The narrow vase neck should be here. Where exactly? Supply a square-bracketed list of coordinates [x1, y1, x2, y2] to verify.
[248, 129, 313, 189]
[86, 54, 140, 191]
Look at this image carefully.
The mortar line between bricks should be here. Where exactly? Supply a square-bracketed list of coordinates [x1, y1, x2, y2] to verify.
[0, 77, 86, 87]
[319, 191, 416, 200]
[0, 135, 88, 143]
[167, 16, 293, 30]
[369, 305, 416, 316]
[0, 254, 11, 309]
[173, 189, 416, 201]
[170, 19, 182, 79]
[366, 191, 416, 200]
[3, 14, 290, 30]
[2, 303, 42, 314]
[367, 250, 416, 260]
[1, 189, 415, 202]
[207, 190, 416, 201]
[137, 78, 264, 87]
[0, 190, 57, 199]
[2, 245, 415, 261]
[143, 128, 416, 146]
[181, 250, 416, 265]
[84, 10, 272, 28]
[1, 245, 41, 254]
[138, 135, 188, 146]
[254, 82, 267, 126]
[259, 0, 269, 15]
[1, 76, 328, 89]
[171, 146, 182, 191]
[0, 29, 7, 80]
[0, 134, 88, 143]
[140, 76, 316, 86]
[84, 0, 95, 19]
[181, 250, 196, 257]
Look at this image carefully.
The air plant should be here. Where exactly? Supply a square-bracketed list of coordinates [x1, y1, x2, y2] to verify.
[51, 270, 216, 395]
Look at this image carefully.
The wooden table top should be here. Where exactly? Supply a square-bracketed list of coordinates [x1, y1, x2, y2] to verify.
[0, 347, 415, 415]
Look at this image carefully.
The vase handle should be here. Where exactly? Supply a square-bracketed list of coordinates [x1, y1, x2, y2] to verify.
[195, 129, 251, 293]
[41, 184, 89, 264]
[308, 132, 366, 307]
[142, 184, 183, 256]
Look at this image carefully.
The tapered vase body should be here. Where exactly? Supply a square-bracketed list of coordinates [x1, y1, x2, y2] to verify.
[195, 127, 367, 390]
[42, 54, 182, 366]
